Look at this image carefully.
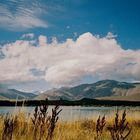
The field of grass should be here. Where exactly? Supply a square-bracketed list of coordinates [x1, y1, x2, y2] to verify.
[0, 105, 140, 140]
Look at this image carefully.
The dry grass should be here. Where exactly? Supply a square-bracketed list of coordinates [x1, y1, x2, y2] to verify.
[0, 106, 140, 140]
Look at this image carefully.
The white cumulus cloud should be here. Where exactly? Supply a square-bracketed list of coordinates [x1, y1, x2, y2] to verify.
[0, 32, 140, 87]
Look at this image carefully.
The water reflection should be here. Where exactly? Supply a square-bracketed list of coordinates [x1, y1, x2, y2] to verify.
[0, 106, 140, 121]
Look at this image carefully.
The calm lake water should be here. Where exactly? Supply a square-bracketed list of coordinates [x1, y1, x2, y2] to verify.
[0, 106, 140, 121]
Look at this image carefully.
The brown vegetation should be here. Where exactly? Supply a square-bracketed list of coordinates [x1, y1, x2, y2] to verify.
[0, 105, 140, 140]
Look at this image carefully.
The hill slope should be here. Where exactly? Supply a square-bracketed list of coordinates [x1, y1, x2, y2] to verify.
[34, 80, 140, 101]
[0, 84, 36, 100]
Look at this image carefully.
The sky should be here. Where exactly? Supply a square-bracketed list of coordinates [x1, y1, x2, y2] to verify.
[0, 0, 140, 92]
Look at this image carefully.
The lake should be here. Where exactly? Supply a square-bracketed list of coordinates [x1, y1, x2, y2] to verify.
[0, 106, 140, 121]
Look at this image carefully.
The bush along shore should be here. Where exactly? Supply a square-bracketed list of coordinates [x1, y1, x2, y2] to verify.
[0, 104, 140, 140]
[0, 98, 140, 106]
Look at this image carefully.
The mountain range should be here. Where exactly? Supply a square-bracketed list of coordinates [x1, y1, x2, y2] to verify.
[0, 80, 140, 101]
[0, 84, 36, 100]
[34, 80, 140, 101]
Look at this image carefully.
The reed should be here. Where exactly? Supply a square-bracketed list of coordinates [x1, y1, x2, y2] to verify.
[95, 115, 106, 140]
[107, 110, 131, 140]
[31, 104, 62, 140]
[2, 114, 18, 140]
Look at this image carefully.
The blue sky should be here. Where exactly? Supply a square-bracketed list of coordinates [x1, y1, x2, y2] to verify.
[0, 0, 140, 49]
[0, 0, 140, 92]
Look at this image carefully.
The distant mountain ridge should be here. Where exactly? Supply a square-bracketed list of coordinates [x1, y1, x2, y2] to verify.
[0, 84, 36, 100]
[34, 80, 140, 101]
[1, 80, 140, 101]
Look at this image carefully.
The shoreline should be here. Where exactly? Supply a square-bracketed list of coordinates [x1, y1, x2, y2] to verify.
[0, 98, 140, 106]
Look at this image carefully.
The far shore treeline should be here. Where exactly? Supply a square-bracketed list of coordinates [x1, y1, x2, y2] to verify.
[0, 98, 140, 106]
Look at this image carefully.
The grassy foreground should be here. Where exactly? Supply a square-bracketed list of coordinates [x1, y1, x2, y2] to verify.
[0, 105, 140, 140]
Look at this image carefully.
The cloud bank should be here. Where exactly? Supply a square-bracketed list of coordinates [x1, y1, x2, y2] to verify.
[0, 32, 140, 86]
